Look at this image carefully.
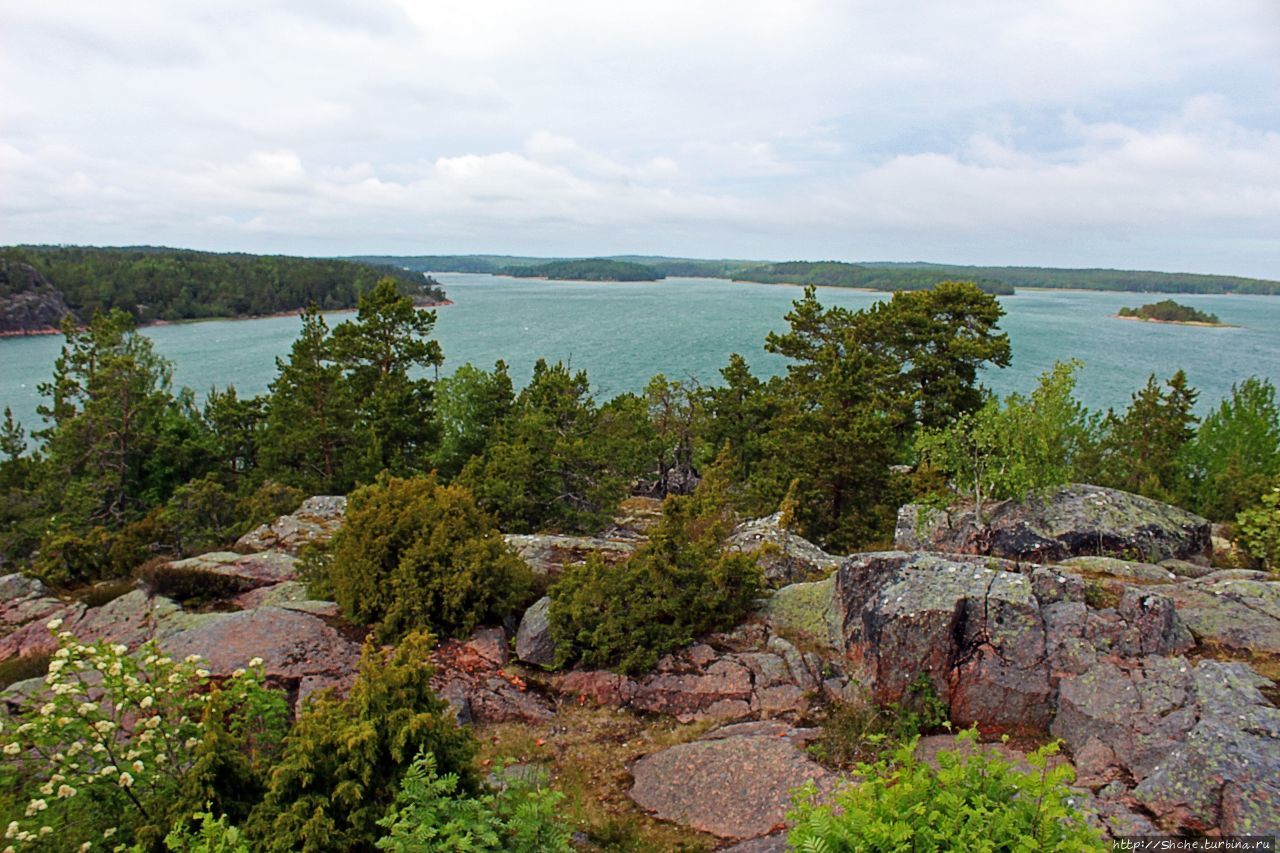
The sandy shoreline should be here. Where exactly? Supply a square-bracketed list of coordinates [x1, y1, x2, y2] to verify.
[0, 299, 454, 338]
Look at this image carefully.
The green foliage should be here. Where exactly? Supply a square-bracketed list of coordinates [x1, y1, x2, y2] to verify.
[261, 281, 443, 494]
[1185, 378, 1280, 521]
[506, 258, 662, 281]
[788, 730, 1105, 852]
[808, 676, 950, 769]
[1118, 299, 1220, 324]
[163, 810, 250, 852]
[1090, 370, 1198, 505]
[0, 245, 443, 323]
[460, 359, 643, 534]
[0, 626, 287, 851]
[916, 361, 1094, 523]
[734, 261, 1016, 295]
[431, 362, 515, 480]
[247, 632, 477, 853]
[376, 753, 572, 852]
[1237, 478, 1280, 573]
[549, 451, 763, 674]
[328, 474, 533, 642]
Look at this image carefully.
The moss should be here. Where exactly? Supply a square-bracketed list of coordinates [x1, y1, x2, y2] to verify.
[761, 575, 839, 650]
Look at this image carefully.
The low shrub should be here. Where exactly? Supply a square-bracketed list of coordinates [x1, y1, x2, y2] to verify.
[327, 474, 535, 641]
[789, 729, 1105, 851]
[807, 676, 951, 769]
[376, 753, 572, 852]
[549, 459, 763, 675]
[246, 632, 477, 852]
[1237, 478, 1280, 573]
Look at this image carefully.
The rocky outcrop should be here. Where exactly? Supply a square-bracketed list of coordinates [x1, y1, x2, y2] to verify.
[144, 550, 299, 594]
[1163, 572, 1280, 656]
[431, 627, 554, 725]
[629, 721, 831, 841]
[1053, 657, 1280, 836]
[555, 625, 838, 723]
[0, 261, 75, 336]
[897, 484, 1212, 565]
[236, 496, 347, 554]
[502, 534, 635, 578]
[726, 512, 841, 587]
[0, 574, 64, 631]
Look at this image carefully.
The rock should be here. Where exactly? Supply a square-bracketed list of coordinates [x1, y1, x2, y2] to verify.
[603, 496, 665, 540]
[236, 496, 347, 554]
[1164, 574, 1280, 656]
[148, 550, 299, 593]
[514, 596, 556, 667]
[835, 552, 1052, 734]
[502, 534, 634, 578]
[726, 513, 841, 587]
[230, 581, 339, 617]
[1059, 556, 1179, 584]
[0, 574, 63, 631]
[720, 833, 788, 852]
[0, 261, 75, 336]
[1160, 558, 1216, 579]
[1052, 657, 1280, 835]
[761, 575, 840, 650]
[629, 726, 832, 841]
[897, 484, 1212, 564]
[431, 629, 553, 725]
[160, 606, 363, 706]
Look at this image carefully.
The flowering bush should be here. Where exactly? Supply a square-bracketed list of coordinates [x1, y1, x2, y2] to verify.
[0, 620, 287, 852]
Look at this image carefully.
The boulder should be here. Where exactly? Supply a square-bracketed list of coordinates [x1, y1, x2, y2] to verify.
[236, 496, 347, 554]
[146, 550, 299, 594]
[0, 574, 63, 632]
[760, 575, 840, 650]
[1052, 657, 1280, 835]
[502, 534, 634, 578]
[897, 484, 1212, 565]
[230, 581, 340, 617]
[726, 513, 841, 587]
[160, 606, 363, 705]
[629, 725, 833, 841]
[514, 596, 556, 667]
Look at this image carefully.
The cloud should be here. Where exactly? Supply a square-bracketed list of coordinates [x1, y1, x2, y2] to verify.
[0, 1, 1277, 275]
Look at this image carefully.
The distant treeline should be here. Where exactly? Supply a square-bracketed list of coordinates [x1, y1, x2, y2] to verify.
[731, 261, 1015, 295]
[507, 258, 664, 281]
[354, 254, 1280, 295]
[0, 246, 445, 323]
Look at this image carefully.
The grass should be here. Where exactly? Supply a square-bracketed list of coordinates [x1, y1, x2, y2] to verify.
[475, 705, 718, 851]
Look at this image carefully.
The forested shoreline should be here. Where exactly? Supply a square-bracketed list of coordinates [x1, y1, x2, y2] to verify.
[0, 246, 446, 330]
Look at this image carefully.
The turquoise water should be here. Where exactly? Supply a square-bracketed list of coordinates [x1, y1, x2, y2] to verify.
[3, 273, 1279, 437]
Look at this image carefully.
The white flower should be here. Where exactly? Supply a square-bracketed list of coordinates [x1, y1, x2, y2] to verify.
[77, 702, 97, 715]
[93, 720, 114, 734]
[91, 743, 106, 753]
[144, 716, 161, 730]
[195, 669, 211, 678]
[56, 785, 75, 799]
[184, 655, 202, 664]
[24, 798, 47, 816]
[38, 783, 53, 796]
[248, 657, 263, 668]
[45, 618, 63, 631]
[139, 696, 153, 709]
[103, 827, 116, 838]
[232, 668, 245, 678]
[39, 703, 55, 717]
[117, 772, 134, 788]
[66, 742, 82, 756]
[2, 744, 19, 756]
[5, 821, 17, 839]
[39, 827, 52, 837]
[47, 660, 65, 675]
[112, 644, 128, 655]
[107, 663, 122, 677]
[131, 760, 144, 773]
[79, 843, 91, 853]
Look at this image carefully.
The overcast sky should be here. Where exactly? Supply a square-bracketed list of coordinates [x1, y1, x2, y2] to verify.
[2, 1, 1278, 277]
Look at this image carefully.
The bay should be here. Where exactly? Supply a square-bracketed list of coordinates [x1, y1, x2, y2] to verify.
[3, 273, 1279, 437]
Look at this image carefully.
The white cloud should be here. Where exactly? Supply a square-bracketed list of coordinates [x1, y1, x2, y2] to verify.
[0, 1, 1277, 275]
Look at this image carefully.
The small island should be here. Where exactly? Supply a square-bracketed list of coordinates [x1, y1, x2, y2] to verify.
[506, 258, 664, 281]
[1117, 299, 1225, 326]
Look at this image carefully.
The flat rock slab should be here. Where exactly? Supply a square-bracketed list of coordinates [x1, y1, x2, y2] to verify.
[162, 550, 299, 589]
[629, 730, 832, 840]
[1165, 575, 1280, 655]
[502, 534, 634, 577]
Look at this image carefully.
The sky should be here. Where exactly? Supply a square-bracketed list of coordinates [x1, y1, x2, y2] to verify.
[2, 1, 1279, 277]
